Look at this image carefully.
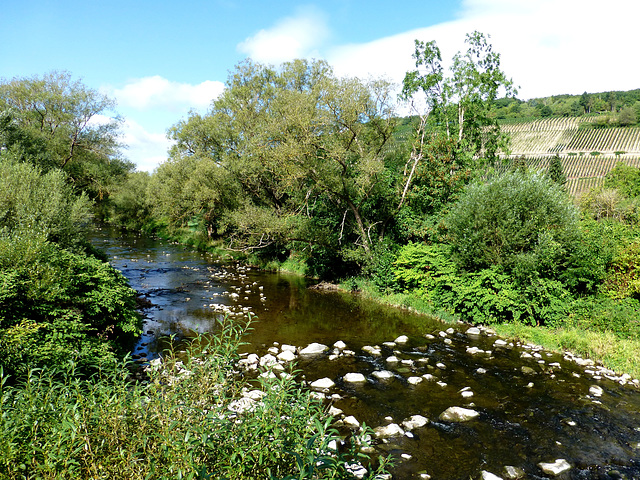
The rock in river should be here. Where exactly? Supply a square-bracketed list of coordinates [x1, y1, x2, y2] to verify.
[344, 372, 367, 383]
[310, 377, 335, 390]
[300, 343, 328, 355]
[538, 459, 571, 476]
[439, 406, 480, 422]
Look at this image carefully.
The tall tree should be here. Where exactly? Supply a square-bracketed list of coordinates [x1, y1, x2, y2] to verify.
[164, 59, 397, 259]
[0, 71, 133, 199]
[401, 31, 516, 165]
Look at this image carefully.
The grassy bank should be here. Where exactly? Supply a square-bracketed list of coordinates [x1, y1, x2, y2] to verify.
[341, 278, 640, 380]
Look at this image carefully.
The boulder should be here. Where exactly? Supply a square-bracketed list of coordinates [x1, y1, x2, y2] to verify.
[310, 377, 335, 390]
[333, 340, 347, 350]
[402, 414, 429, 430]
[439, 406, 479, 422]
[374, 423, 405, 438]
[300, 343, 328, 355]
[372, 370, 394, 380]
[589, 385, 604, 397]
[538, 459, 571, 476]
[466, 327, 481, 336]
[343, 415, 360, 428]
[344, 372, 367, 383]
[481, 471, 503, 480]
[277, 350, 296, 362]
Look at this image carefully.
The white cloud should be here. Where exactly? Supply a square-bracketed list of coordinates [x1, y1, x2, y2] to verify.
[328, 0, 640, 100]
[237, 6, 329, 64]
[107, 76, 225, 111]
[120, 118, 173, 173]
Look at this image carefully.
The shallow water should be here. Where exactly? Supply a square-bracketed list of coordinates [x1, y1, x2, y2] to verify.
[92, 227, 640, 479]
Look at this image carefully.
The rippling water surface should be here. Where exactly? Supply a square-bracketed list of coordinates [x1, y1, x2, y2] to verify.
[91, 227, 640, 479]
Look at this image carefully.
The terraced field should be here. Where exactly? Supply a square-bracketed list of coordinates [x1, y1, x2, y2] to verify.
[499, 118, 640, 196]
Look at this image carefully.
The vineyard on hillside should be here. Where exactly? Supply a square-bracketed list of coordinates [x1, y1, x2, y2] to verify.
[499, 118, 640, 197]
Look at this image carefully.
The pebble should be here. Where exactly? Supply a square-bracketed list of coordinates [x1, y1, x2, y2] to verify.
[372, 370, 394, 380]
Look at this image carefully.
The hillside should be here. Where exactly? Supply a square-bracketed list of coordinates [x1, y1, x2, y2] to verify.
[499, 117, 640, 196]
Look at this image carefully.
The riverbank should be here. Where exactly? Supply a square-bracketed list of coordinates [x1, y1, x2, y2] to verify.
[339, 278, 640, 380]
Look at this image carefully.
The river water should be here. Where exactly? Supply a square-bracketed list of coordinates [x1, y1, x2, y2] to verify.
[91, 226, 640, 480]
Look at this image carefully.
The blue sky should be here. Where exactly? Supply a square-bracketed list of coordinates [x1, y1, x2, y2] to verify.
[2, 0, 639, 171]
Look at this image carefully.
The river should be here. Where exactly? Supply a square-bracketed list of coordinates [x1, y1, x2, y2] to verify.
[91, 226, 640, 480]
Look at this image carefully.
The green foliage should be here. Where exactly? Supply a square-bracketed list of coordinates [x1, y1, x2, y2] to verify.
[445, 171, 579, 273]
[0, 159, 91, 248]
[0, 71, 133, 201]
[105, 171, 153, 231]
[0, 233, 140, 378]
[603, 162, 640, 198]
[546, 154, 566, 186]
[402, 31, 516, 164]
[0, 319, 391, 479]
[602, 240, 640, 299]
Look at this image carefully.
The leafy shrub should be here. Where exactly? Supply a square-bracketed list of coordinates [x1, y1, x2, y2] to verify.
[0, 159, 91, 249]
[444, 171, 580, 273]
[0, 319, 391, 479]
[603, 162, 640, 198]
[0, 233, 140, 378]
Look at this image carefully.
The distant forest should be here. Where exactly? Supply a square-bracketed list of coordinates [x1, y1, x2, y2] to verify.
[491, 88, 640, 125]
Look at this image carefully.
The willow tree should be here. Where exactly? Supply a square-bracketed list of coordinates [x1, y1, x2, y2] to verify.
[0, 71, 132, 199]
[163, 59, 397, 262]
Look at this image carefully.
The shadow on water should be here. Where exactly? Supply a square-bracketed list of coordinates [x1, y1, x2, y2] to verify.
[90, 226, 640, 480]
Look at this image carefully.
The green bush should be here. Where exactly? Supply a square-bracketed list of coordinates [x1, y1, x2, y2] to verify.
[444, 171, 579, 273]
[0, 233, 140, 378]
[0, 159, 91, 249]
[0, 319, 391, 479]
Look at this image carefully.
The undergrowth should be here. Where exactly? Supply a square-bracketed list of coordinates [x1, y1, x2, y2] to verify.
[0, 318, 392, 479]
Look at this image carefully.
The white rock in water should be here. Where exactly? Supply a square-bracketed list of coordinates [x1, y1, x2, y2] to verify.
[300, 343, 328, 355]
[382, 341, 396, 348]
[538, 459, 571, 476]
[343, 415, 361, 428]
[494, 339, 508, 346]
[372, 370, 394, 380]
[344, 372, 367, 383]
[277, 350, 296, 362]
[446, 328, 455, 334]
[481, 471, 503, 480]
[259, 354, 278, 367]
[466, 327, 481, 336]
[422, 373, 436, 381]
[280, 344, 297, 353]
[374, 423, 405, 438]
[310, 377, 335, 390]
[476, 368, 487, 374]
[439, 406, 480, 422]
[328, 405, 343, 417]
[267, 346, 279, 355]
[386, 355, 399, 363]
[466, 346, 484, 355]
[407, 376, 423, 385]
[402, 414, 429, 430]
[395, 335, 409, 344]
[362, 345, 382, 356]
[333, 340, 347, 350]
[589, 385, 604, 397]
[503, 466, 525, 479]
